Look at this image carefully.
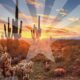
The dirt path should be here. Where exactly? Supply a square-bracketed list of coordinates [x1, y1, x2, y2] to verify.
[30, 62, 47, 80]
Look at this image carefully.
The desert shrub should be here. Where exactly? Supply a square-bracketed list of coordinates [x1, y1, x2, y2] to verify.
[51, 40, 80, 76]
[48, 67, 66, 77]
[31, 54, 48, 62]
[0, 39, 30, 64]
[0, 39, 7, 48]
[62, 45, 80, 76]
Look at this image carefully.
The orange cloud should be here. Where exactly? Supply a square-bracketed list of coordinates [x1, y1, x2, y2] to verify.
[19, 12, 32, 20]
[18, 13, 80, 38]
[19, 13, 60, 29]
[19, 12, 37, 23]
[24, 25, 33, 31]
[26, 0, 43, 8]
[0, 19, 7, 24]
[44, 28, 78, 36]
[37, 14, 60, 26]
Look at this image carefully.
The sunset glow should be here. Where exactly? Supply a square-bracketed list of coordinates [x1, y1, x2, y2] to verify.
[0, 0, 80, 39]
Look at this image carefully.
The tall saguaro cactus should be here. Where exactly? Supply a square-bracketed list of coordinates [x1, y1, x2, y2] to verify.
[37, 16, 41, 39]
[3, 0, 23, 39]
[31, 16, 42, 40]
[8, 17, 11, 38]
[4, 24, 7, 37]
[3, 18, 11, 38]
[19, 20, 23, 35]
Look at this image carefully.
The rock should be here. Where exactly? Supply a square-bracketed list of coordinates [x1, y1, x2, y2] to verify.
[53, 68, 66, 77]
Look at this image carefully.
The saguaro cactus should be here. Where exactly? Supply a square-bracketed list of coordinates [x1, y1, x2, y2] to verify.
[3, 0, 23, 39]
[4, 24, 7, 37]
[8, 17, 11, 38]
[19, 20, 23, 35]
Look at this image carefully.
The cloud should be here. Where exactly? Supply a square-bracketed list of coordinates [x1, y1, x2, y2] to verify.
[19, 13, 60, 27]
[19, 12, 31, 20]
[0, 19, 7, 24]
[38, 14, 60, 25]
[44, 28, 78, 36]
[24, 25, 33, 30]
[68, 17, 80, 22]
[19, 12, 38, 31]
[0, 19, 7, 29]
[26, 0, 43, 8]
[56, 8, 68, 16]
[19, 12, 37, 23]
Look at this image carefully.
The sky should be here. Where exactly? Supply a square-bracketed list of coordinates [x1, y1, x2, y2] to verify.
[0, 0, 80, 39]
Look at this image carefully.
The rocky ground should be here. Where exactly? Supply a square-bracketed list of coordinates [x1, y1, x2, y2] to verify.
[31, 62, 80, 80]
[0, 39, 80, 80]
[0, 60, 80, 80]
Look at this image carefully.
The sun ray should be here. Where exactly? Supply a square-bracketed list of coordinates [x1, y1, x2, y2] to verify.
[0, 4, 14, 21]
[0, 0, 15, 14]
[47, 0, 68, 23]
[35, 0, 46, 29]
[55, 5, 80, 28]
[35, 0, 46, 17]
[12, 0, 33, 24]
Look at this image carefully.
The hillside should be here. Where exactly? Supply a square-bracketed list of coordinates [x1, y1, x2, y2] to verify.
[51, 39, 80, 76]
[0, 39, 30, 63]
